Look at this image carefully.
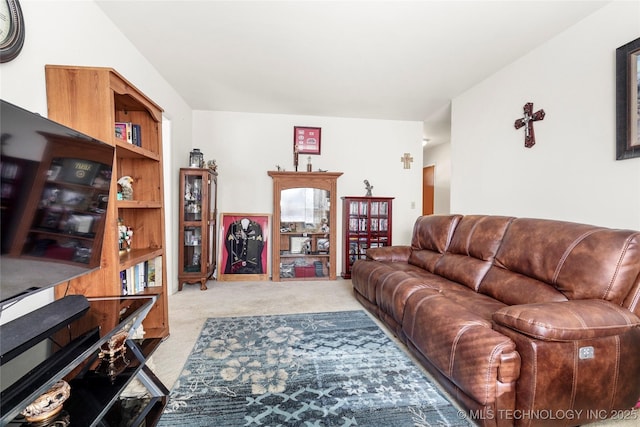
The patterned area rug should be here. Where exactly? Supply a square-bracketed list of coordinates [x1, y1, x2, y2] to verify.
[158, 310, 471, 426]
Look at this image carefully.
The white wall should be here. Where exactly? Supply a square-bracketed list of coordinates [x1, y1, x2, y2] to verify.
[193, 110, 423, 272]
[424, 142, 451, 215]
[451, 1, 640, 230]
[0, 0, 192, 297]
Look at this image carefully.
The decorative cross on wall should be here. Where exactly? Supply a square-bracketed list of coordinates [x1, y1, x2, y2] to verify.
[401, 153, 413, 169]
[514, 102, 545, 148]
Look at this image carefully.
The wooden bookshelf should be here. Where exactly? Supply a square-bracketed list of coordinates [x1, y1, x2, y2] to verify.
[45, 65, 169, 339]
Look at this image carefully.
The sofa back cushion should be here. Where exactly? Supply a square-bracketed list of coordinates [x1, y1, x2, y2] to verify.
[433, 215, 514, 291]
[485, 218, 640, 306]
[408, 214, 462, 272]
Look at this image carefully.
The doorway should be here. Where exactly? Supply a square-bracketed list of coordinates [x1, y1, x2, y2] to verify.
[423, 165, 434, 215]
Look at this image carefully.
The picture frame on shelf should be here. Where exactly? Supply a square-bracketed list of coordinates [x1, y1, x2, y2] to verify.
[616, 37, 640, 160]
[289, 236, 309, 254]
[66, 214, 95, 235]
[218, 213, 270, 281]
[294, 126, 321, 155]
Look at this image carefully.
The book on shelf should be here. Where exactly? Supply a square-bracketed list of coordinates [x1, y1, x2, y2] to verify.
[115, 122, 142, 146]
[120, 255, 162, 295]
[147, 255, 163, 287]
[115, 122, 131, 144]
[120, 270, 128, 295]
[147, 259, 156, 287]
[131, 124, 142, 147]
[349, 202, 359, 215]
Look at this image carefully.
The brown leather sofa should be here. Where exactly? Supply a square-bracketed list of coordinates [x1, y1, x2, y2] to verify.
[351, 214, 640, 427]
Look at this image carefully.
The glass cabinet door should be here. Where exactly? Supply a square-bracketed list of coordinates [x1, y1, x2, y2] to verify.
[279, 187, 331, 279]
[182, 173, 204, 273]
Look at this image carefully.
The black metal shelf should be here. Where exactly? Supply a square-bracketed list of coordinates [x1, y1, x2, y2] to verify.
[0, 296, 167, 427]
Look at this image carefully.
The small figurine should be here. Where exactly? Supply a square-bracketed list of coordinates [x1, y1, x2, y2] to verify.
[302, 238, 312, 254]
[117, 176, 134, 200]
[320, 217, 329, 233]
[364, 179, 373, 197]
[118, 218, 133, 252]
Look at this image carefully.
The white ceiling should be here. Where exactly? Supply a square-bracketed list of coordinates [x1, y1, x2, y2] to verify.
[96, 1, 609, 145]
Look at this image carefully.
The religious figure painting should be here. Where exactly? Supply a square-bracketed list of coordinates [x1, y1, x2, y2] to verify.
[218, 213, 270, 281]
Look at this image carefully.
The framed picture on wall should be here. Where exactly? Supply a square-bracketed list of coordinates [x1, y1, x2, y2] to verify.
[218, 213, 271, 281]
[294, 126, 321, 155]
[616, 37, 640, 160]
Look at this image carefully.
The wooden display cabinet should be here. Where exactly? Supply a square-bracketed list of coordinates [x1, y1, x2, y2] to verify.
[268, 171, 342, 281]
[45, 65, 169, 339]
[341, 196, 393, 279]
[178, 167, 218, 290]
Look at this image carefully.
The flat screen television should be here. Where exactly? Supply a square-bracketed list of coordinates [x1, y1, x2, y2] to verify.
[0, 99, 115, 308]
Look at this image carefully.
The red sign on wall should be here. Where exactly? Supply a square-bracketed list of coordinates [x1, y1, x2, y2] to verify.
[294, 126, 321, 155]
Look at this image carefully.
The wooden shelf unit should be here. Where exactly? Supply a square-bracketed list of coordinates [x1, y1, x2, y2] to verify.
[268, 171, 342, 281]
[45, 65, 169, 339]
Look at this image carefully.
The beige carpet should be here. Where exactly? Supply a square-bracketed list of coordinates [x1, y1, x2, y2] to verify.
[149, 279, 639, 427]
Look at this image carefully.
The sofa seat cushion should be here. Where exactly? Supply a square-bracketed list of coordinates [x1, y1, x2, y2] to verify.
[493, 300, 640, 341]
[352, 260, 408, 303]
[403, 290, 517, 405]
[352, 260, 428, 304]
[376, 271, 459, 326]
[438, 287, 507, 322]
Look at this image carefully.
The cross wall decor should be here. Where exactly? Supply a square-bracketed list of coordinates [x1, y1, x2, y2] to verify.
[514, 102, 545, 148]
[401, 153, 413, 169]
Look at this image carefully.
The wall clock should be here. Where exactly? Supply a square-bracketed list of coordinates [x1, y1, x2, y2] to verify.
[0, 0, 25, 63]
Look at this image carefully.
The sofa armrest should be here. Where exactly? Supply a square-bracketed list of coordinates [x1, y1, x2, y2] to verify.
[366, 245, 411, 262]
[492, 300, 640, 341]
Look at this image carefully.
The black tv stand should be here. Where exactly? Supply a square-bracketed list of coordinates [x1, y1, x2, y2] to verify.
[0, 295, 168, 426]
[0, 295, 90, 365]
